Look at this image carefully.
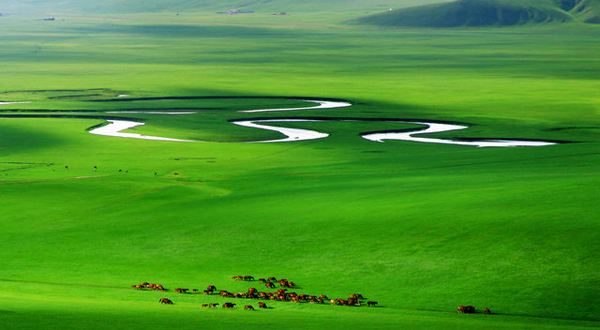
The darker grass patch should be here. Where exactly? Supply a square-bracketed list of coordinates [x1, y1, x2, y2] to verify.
[70, 24, 300, 39]
[547, 126, 599, 131]
[88, 95, 353, 104]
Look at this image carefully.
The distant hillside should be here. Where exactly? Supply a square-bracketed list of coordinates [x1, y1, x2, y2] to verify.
[351, 0, 600, 27]
[0, 0, 450, 15]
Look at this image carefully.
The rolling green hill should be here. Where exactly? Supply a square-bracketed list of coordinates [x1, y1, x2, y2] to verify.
[352, 0, 600, 27]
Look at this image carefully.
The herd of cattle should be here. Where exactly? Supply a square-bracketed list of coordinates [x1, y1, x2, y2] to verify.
[134, 277, 491, 314]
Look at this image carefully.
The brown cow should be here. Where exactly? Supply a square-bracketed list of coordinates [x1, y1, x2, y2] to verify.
[484, 308, 492, 314]
[201, 304, 209, 308]
[265, 282, 276, 289]
[222, 302, 236, 309]
[457, 305, 475, 313]
[244, 305, 255, 310]
[207, 285, 217, 293]
[258, 302, 268, 309]
[175, 288, 189, 294]
[159, 298, 173, 304]
[209, 303, 219, 308]
[367, 301, 378, 307]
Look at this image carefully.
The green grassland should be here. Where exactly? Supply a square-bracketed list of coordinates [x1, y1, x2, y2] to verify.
[0, 4, 599, 330]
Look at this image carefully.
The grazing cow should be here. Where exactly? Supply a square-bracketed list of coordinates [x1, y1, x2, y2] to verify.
[155, 284, 165, 291]
[258, 302, 267, 309]
[367, 301, 378, 307]
[159, 298, 173, 304]
[207, 285, 217, 293]
[209, 303, 219, 308]
[248, 287, 258, 294]
[220, 291, 229, 297]
[192, 289, 199, 294]
[175, 288, 189, 294]
[319, 295, 329, 300]
[259, 292, 268, 299]
[265, 282, 276, 289]
[201, 304, 209, 308]
[222, 302, 236, 309]
[244, 305, 255, 311]
[244, 276, 255, 281]
[268, 277, 277, 282]
[258, 278, 267, 283]
[141, 282, 149, 286]
[484, 308, 491, 314]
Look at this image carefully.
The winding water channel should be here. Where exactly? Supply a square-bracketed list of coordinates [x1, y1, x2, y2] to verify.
[87, 99, 556, 147]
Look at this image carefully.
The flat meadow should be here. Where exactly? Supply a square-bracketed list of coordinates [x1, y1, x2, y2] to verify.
[0, 10, 598, 330]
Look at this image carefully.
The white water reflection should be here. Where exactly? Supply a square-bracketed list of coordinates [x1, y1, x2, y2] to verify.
[231, 119, 328, 143]
[241, 100, 351, 113]
[89, 120, 196, 142]
[361, 122, 556, 147]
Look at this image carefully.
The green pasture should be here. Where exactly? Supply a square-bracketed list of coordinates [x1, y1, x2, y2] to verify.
[0, 9, 598, 330]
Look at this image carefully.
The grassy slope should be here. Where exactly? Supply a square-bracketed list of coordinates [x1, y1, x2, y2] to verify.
[351, 0, 600, 27]
[0, 10, 599, 330]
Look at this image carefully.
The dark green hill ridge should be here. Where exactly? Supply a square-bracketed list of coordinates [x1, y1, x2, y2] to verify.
[351, 0, 600, 27]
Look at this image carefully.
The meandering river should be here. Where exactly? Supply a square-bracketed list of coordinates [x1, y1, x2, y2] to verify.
[88, 99, 556, 147]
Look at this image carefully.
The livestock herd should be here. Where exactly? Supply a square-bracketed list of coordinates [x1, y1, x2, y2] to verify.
[132, 276, 378, 311]
[133, 276, 492, 314]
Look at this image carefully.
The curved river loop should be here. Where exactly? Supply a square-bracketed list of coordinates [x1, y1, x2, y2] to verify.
[81, 98, 557, 147]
